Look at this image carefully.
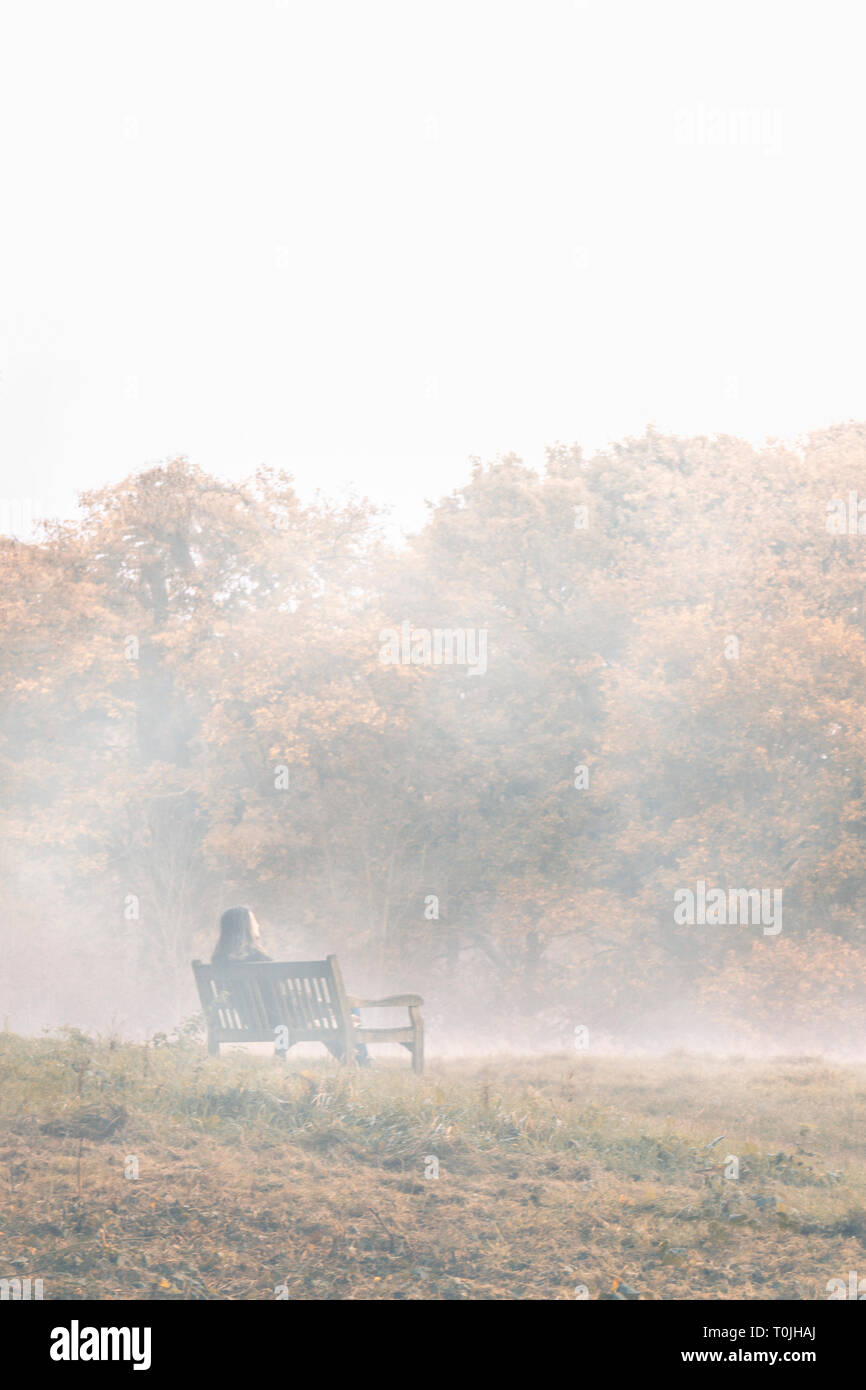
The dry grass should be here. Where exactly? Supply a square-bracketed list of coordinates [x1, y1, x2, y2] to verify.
[1, 1029, 864, 1299]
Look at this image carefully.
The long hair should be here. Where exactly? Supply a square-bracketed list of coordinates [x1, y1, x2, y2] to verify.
[212, 905, 261, 963]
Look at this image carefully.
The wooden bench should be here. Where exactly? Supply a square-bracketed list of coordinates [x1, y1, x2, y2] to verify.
[191, 955, 424, 1073]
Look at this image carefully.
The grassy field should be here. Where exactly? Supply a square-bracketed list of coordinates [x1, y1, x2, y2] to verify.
[0, 1029, 864, 1300]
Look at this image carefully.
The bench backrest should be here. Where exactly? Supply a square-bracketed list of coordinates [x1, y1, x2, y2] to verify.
[191, 954, 351, 1045]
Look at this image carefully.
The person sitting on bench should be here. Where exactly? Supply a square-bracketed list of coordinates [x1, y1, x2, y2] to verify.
[210, 906, 369, 1064]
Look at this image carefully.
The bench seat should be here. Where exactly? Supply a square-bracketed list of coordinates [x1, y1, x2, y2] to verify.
[191, 954, 424, 1073]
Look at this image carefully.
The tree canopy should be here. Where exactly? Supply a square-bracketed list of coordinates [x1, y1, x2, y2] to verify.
[4, 426, 866, 1050]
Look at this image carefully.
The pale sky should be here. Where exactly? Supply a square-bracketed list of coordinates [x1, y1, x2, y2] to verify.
[1, 0, 864, 536]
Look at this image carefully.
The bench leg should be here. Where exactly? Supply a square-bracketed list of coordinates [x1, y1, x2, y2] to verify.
[325, 1032, 359, 1066]
[410, 1010, 424, 1074]
[342, 1023, 358, 1067]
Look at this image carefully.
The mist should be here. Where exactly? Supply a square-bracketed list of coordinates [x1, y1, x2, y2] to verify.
[3, 434, 866, 1061]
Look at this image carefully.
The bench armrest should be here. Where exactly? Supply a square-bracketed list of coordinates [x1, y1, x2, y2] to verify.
[346, 994, 423, 1008]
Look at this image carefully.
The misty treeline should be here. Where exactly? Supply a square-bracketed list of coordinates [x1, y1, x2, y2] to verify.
[4, 423, 866, 1049]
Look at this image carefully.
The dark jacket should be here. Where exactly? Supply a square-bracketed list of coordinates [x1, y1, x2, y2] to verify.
[211, 945, 272, 965]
